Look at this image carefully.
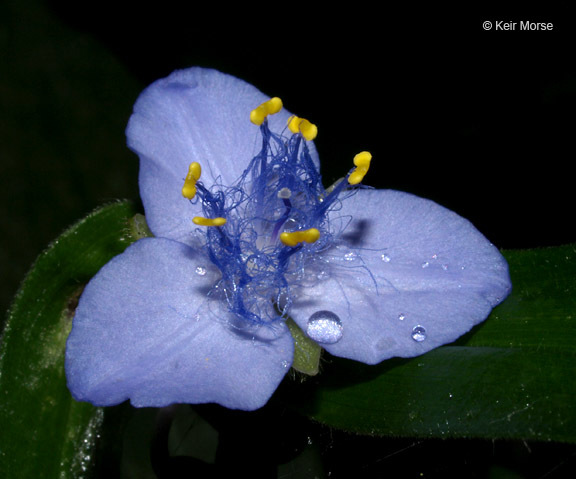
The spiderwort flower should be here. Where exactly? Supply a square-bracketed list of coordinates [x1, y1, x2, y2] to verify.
[65, 68, 511, 411]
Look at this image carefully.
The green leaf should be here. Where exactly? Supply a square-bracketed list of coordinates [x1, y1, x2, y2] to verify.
[0, 201, 137, 478]
[287, 245, 576, 442]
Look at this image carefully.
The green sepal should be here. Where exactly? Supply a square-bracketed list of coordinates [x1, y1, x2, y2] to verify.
[127, 213, 154, 241]
[286, 318, 322, 376]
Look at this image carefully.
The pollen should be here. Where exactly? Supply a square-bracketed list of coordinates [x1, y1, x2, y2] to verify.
[348, 151, 372, 185]
[287, 116, 318, 141]
[250, 97, 283, 125]
[193, 216, 227, 227]
[182, 162, 202, 199]
[280, 228, 321, 247]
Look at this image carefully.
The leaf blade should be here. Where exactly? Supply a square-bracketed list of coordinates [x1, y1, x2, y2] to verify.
[0, 201, 136, 477]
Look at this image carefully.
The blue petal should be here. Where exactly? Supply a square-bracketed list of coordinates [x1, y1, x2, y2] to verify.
[65, 238, 294, 410]
[290, 189, 511, 363]
[126, 67, 320, 244]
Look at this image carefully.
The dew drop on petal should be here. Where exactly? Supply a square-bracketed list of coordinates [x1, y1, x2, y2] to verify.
[195, 266, 207, 276]
[398, 313, 406, 321]
[411, 325, 427, 342]
[306, 310, 343, 344]
[381, 254, 391, 263]
[421, 261, 430, 269]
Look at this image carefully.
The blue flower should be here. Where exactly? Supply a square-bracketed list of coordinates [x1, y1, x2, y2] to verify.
[65, 68, 512, 411]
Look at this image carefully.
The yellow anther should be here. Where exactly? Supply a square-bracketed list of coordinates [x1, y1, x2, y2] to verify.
[287, 116, 318, 141]
[348, 151, 372, 185]
[250, 97, 283, 125]
[182, 162, 202, 199]
[280, 228, 320, 247]
[192, 216, 227, 227]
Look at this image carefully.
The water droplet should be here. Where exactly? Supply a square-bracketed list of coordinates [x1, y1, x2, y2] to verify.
[421, 261, 430, 269]
[344, 252, 356, 261]
[306, 310, 343, 344]
[441, 264, 449, 271]
[398, 313, 406, 321]
[281, 360, 289, 368]
[381, 254, 391, 262]
[411, 325, 427, 342]
[431, 254, 438, 260]
[195, 266, 207, 276]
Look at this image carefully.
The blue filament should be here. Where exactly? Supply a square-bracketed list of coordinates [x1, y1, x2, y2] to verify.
[190, 119, 361, 326]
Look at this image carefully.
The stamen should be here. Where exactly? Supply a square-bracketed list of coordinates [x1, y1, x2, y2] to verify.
[193, 216, 227, 227]
[280, 228, 320, 247]
[287, 116, 318, 141]
[250, 97, 283, 125]
[182, 97, 367, 327]
[348, 151, 372, 185]
[182, 162, 202, 199]
[324, 178, 344, 196]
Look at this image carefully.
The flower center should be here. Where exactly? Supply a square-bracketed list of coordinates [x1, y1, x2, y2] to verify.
[181, 98, 371, 326]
